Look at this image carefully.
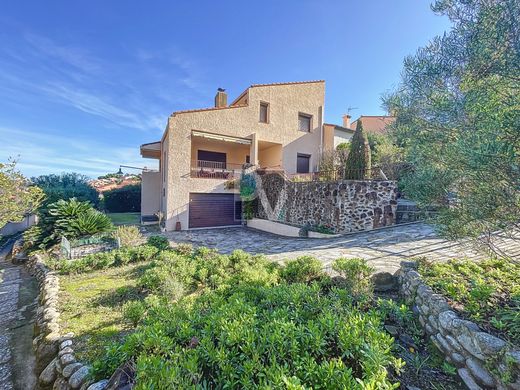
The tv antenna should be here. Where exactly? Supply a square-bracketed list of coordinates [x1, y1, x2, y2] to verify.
[346, 106, 358, 115]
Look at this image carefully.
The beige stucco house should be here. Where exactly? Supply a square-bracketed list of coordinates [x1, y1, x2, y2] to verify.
[141, 80, 346, 230]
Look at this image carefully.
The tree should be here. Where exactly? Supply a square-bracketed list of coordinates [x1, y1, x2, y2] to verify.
[0, 160, 44, 228]
[344, 120, 371, 179]
[32, 173, 100, 208]
[384, 0, 520, 247]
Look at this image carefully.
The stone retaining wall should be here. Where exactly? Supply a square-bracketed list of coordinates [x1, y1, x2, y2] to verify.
[398, 262, 520, 389]
[16, 248, 109, 390]
[256, 172, 397, 233]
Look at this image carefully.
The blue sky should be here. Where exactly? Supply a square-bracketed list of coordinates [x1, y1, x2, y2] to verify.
[0, 1, 450, 178]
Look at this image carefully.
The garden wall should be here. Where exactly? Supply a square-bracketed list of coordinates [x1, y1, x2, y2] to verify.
[14, 248, 110, 390]
[398, 262, 520, 390]
[256, 172, 397, 233]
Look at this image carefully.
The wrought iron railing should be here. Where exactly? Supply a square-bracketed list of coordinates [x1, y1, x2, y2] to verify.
[191, 160, 243, 179]
[285, 167, 390, 182]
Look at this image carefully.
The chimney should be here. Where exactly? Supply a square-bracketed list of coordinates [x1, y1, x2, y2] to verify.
[342, 114, 351, 129]
[214, 88, 227, 108]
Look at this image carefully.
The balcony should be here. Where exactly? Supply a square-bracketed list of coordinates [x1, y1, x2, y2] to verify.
[190, 160, 243, 179]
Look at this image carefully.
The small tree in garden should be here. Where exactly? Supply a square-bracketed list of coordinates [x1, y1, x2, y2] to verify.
[0, 160, 44, 228]
[344, 120, 371, 179]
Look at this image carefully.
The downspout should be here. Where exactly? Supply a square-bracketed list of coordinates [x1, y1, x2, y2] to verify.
[319, 105, 324, 170]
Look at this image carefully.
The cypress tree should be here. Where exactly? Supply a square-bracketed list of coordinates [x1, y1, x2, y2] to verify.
[344, 120, 371, 179]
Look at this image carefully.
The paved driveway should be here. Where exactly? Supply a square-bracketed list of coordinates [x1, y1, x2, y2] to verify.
[163, 223, 518, 273]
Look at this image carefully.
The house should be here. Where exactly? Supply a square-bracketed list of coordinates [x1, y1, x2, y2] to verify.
[141, 80, 349, 230]
[350, 115, 395, 135]
[323, 115, 355, 148]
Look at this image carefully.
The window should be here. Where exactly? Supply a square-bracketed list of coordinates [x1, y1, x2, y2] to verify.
[259, 102, 269, 123]
[298, 113, 312, 132]
[297, 153, 311, 173]
[245, 155, 250, 164]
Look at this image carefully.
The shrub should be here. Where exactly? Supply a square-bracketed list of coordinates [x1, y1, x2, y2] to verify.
[32, 172, 100, 208]
[147, 235, 170, 250]
[332, 257, 374, 299]
[114, 225, 143, 248]
[67, 208, 113, 236]
[103, 184, 141, 213]
[27, 198, 114, 249]
[173, 243, 192, 257]
[419, 257, 520, 344]
[280, 256, 324, 283]
[93, 283, 403, 387]
[122, 301, 146, 327]
[344, 120, 371, 180]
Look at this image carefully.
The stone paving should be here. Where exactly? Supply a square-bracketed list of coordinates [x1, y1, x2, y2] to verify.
[0, 243, 37, 390]
[164, 222, 519, 273]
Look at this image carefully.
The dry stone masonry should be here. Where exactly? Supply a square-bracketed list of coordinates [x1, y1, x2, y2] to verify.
[256, 172, 397, 233]
[16, 249, 109, 390]
[398, 262, 520, 390]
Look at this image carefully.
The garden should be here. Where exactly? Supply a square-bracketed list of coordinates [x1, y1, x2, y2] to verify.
[39, 233, 465, 389]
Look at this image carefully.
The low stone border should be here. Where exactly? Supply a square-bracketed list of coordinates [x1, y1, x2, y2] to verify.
[14, 247, 109, 390]
[398, 261, 520, 390]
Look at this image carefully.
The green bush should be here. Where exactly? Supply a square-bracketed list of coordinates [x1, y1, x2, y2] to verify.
[67, 208, 113, 236]
[332, 257, 374, 299]
[32, 172, 100, 209]
[280, 256, 324, 283]
[26, 198, 114, 249]
[344, 120, 371, 180]
[103, 184, 141, 213]
[122, 300, 147, 327]
[146, 235, 170, 250]
[173, 243, 192, 257]
[419, 257, 520, 344]
[93, 283, 403, 388]
[114, 225, 143, 248]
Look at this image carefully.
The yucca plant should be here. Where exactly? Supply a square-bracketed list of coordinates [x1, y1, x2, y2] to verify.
[68, 209, 113, 236]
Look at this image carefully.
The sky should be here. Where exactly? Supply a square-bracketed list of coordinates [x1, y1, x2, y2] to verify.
[0, 1, 451, 178]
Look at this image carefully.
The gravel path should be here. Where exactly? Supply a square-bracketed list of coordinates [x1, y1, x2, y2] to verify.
[164, 222, 519, 273]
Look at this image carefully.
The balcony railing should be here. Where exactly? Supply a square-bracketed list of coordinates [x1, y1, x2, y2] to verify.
[191, 160, 243, 179]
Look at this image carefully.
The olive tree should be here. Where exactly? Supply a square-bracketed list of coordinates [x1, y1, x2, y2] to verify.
[385, 0, 520, 251]
[0, 160, 44, 228]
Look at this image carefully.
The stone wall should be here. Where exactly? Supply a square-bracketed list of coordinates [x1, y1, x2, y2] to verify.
[398, 262, 520, 390]
[257, 172, 398, 233]
[17, 250, 109, 390]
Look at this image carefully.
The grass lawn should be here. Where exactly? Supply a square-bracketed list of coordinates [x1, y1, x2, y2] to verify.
[106, 212, 141, 225]
[59, 262, 149, 364]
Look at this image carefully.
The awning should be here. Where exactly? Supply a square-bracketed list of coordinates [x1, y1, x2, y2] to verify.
[192, 130, 252, 145]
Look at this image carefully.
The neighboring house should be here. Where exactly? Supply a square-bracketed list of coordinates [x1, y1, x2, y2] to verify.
[323, 115, 355, 148]
[141, 80, 349, 230]
[350, 115, 395, 135]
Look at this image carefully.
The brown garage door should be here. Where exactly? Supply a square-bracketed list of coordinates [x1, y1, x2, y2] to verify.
[189, 193, 242, 228]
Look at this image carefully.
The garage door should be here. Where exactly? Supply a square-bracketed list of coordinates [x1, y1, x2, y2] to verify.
[189, 193, 242, 228]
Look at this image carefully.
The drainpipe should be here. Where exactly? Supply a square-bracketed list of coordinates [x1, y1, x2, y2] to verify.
[319, 105, 324, 170]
